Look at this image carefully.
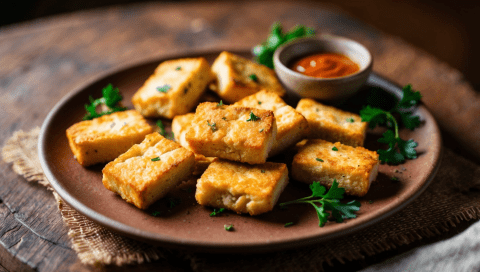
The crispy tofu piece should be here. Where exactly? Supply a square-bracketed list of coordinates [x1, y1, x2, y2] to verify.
[171, 113, 217, 175]
[234, 90, 308, 156]
[132, 57, 215, 119]
[296, 98, 367, 147]
[211, 51, 286, 103]
[196, 160, 289, 215]
[66, 110, 153, 166]
[102, 132, 195, 209]
[184, 102, 277, 165]
[292, 139, 379, 197]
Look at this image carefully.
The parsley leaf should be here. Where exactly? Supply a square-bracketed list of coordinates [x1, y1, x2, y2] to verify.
[246, 112, 260, 121]
[332, 147, 338, 151]
[359, 84, 422, 165]
[207, 121, 217, 132]
[398, 84, 422, 109]
[284, 222, 294, 227]
[217, 100, 224, 107]
[156, 120, 166, 135]
[253, 22, 315, 68]
[249, 74, 258, 82]
[316, 158, 324, 162]
[157, 84, 171, 93]
[224, 224, 234, 231]
[156, 120, 175, 140]
[83, 84, 127, 120]
[210, 208, 226, 217]
[151, 211, 162, 217]
[280, 180, 360, 227]
[151, 157, 160, 162]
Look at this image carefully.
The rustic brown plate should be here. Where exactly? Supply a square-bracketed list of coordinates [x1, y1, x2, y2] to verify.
[38, 50, 442, 253]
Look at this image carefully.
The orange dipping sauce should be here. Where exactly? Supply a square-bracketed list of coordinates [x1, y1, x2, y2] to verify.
[289, 53, 360, 78]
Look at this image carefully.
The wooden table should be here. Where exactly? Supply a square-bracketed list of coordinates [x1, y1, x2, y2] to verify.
[1, 1, 479, 271]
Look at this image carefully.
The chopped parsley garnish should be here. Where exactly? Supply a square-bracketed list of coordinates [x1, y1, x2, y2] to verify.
[157, 84, 171, 93]
[346, 118, 355, 123]
[284, 222, 294, 227]
[167, 198, 181, 208]
[222, 117, 227, 121]
[156, 120, 174, 140]
[261, 169, 266, 173]
[246, 112, 260, 122]
[316, 158, 324, 162]
[280, 180, 361, 227]
[360, 84, 422, 165]
[259, 128, 264, 132]
[207, 121, 217, 132]
[175, 66, 181, 71]
[156, 120, 166, 135]
[253, 22, 315, 68]
[151, 157, 160, 162]
[217, 100, 224, 107]
[391, 176, 399, 181]
[258, 101, 262, 105]
[224, 224, 234, 231]
[249, 74, 258, 82]
[83, 84, 127, 120]
[152, 211, 162, 217]
[210, 208, 226, 217]
[332, 147, 339, 151]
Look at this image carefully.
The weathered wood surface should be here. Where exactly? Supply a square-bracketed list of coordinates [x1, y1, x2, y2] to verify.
[1, 1, 479, 271]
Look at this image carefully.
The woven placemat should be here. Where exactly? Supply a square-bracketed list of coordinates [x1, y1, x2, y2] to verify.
[2, 128, 480, 271]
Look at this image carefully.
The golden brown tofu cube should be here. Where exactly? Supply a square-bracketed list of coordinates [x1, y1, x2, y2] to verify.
[211, 51, 286, 103]
[171, 113, 218, 175]
[196, 160, 289, 215]
[132, 57, 215, 119]
[296, 98, 367, 147]
[184, 102, 277, 165]
[66, 110, 153, 166]
[292, 139, 379, 197]
[233, 90, 309, 156]
[102, 132, 195, 209]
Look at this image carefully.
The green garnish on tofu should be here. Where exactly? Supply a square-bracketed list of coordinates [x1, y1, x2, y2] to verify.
[207, 121, 217, 132]
[316, 158, 324, 162]
[217, 100, 224, 107]
[249, 74, 258, 82]
[280, 180, 361, 227]
[83, 84, 127, 120]
[346, 118, 355, 123]
[246, 112, 260, 122]
[332, 147, 338, 151]
[157, 84, 171, 93]
[224, 224, 234, 231]
[151, 157, 160, 162]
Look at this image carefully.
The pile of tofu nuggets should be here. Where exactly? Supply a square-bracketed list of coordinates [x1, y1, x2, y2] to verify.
[66, 51, 380, 215]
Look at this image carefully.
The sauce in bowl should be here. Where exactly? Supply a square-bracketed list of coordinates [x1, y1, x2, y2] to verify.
[289, 53, 360, 78]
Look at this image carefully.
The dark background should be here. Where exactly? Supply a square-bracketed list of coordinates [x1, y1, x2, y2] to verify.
[1, 0, 479, 91]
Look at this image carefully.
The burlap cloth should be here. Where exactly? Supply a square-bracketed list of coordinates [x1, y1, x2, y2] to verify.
[2, 127, 480, 271]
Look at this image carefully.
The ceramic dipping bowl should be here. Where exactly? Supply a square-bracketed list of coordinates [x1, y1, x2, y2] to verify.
[273, 35, 373, 101]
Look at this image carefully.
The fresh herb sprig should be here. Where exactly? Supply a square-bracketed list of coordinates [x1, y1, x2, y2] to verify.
[83, 84, 127, 120]
[280, 180, 360, 227]
[360, 84, 422, 165]
[253, 22, 315, 69]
